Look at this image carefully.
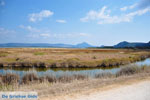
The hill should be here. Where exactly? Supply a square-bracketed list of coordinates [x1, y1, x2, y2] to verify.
[0, 42, 94, 48]
[114, 41, 150, 49]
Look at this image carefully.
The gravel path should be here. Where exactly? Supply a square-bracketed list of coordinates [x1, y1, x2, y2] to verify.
[72, 80, 150, 100]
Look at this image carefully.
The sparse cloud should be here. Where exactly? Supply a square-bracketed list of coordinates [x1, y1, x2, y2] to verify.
[28, 10, 53, 22]
[120, 7, 128, 11]
[0, 27, 16, 34]
[56, 20, 67, 23]
[120, 3, 138, 11]
[80, 5, 150, 24]
[20, 25, 51, 38]
[19, 25, 40, 32]
[27, 32, 90, 39]
[20, 24, 90, 39]
[27, 34, 39, 38]
[28, 33, 90, 39]
[80, 6, 108, 22]
[79, 33, 90, 37]
[40, 33, 51, 38]
[27, 33, 51, 39]
[0, 0, 5, 6]
[120, 0, 150, 11]
[56, 33, 90, 38]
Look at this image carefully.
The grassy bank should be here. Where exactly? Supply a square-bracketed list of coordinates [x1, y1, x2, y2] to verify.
[0, 48, 150, 68]
[0, 65, 150, 91]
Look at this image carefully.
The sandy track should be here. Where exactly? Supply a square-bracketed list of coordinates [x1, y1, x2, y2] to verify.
[67, 80, 150, 100]
[39, 75, 150, 100]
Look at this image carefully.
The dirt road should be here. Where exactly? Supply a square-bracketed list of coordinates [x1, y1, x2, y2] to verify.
[71, 80, 150, 100]
[44, 80, 150, 100]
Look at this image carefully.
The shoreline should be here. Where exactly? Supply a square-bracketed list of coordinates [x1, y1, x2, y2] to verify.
[0, 64, 150, 99]
[0, 54, 149, 68]
[0, 65, 150, 91]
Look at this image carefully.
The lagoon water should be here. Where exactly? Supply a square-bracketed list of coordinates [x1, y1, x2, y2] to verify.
[0, 58, 150, 78]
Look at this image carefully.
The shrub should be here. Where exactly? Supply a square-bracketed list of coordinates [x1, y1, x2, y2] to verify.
[92, 56, 97, 59]
[73, 74, 88, 80]
[22, 73, 38, 84]
[2, 73, 20, 85]
[38, 76, 46, 83]
[45, 75, 57, 83]
[0, 74, 3, 85]
[57, 75, 73, 83]
[116, 66, 140, 77]
[95, 72, 113, 78]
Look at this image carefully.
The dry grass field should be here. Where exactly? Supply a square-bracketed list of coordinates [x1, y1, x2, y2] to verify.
[1, 65, 150, 99]
[0, 48, 150, 99]
[0, 48, 150, 68]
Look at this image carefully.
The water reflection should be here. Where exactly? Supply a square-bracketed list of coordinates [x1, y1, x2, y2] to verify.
[0, 58, 150, 77]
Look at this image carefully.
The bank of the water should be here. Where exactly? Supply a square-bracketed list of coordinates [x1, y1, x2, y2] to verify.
[0, 58, 150, 78]
[0, 53, 150, 68]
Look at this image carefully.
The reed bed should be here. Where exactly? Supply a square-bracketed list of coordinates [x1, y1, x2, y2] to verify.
[0, 48, 150, 68]
[0, 65, 150, 91]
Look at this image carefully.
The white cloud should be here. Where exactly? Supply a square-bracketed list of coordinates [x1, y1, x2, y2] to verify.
[80, 6, 109, 22]
[27, 33, 51, 38]
[0, 0, 5, 6]
[27, 34, 39, 38]
[20, 24, 90, 39]
[40, 33, 51, 38]
[80, 6, 150, 24]
[27, 32, 90, 39]
[0, 27, 16, 34]
[29, 10, 53, 22]
[19, 25, 40, 32]
[56, 20, 67, 23]
[120, 3, 138, 11]
[20, 25, 51, 38]
[79, 33, 90, 37]
[130, 3, 138, 9]
[120, 7, 128, 11]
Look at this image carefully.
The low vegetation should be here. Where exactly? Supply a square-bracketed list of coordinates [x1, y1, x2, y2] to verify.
[0, 48, 150, 68]
[0, 53, 8, 57]
[33, 52, 45, 56]
[0, 65, 150, 91]
[95, 72, 113, 78]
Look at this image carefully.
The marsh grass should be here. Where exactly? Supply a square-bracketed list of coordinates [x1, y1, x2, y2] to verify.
[33, 52, 45, 56]
[44, 75, 57, 83]
[57, 74, 88, 83]
[22, 73, 38, 84]
[95, 72, 114, 79]
[1, 48, 150, 68]
[57, 75, 73, 83]
[72, 74, 88, 80]
[116, 66, 140, 77]
[3, 58, 17, 62]
[0, 53, 8, 57]
[0, 65, 150, 91]
[2, 73, 20, 85]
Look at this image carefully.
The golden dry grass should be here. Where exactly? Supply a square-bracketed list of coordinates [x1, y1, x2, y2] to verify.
[17, 68, 150, 99]
[0, 48, 149, 67]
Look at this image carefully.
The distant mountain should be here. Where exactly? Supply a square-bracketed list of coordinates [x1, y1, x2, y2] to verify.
[114, 41, 150, 49]
[0, 42, 94, 48]
[100, 45, 105, 47]
[75, 42, 94, 48]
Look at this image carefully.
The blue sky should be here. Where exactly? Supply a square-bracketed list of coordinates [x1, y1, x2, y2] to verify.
[0, 0, 150, 46]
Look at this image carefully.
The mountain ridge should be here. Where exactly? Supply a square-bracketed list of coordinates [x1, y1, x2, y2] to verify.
[0, 42, 94, 48]
[114, 41, 150, 49]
